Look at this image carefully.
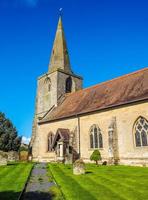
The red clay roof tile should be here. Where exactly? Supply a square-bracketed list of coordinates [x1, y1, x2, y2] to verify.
[40, 67, 148, 123]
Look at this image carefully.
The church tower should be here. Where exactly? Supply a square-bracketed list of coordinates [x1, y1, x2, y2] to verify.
[31, 16, 83, 158]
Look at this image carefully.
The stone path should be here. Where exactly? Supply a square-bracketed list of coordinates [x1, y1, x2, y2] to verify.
[22, 163, 55, 200]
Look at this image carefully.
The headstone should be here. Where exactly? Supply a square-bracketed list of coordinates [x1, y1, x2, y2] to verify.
[19, 151, 28, 161]
[0, 151, 8, 166]
[73, 159, 85, 175]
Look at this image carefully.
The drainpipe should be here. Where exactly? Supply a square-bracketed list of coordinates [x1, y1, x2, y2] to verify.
[76, 115, 81, 158]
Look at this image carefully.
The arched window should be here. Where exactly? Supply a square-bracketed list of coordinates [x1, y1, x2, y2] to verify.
[89, 125, 103, 149]
[134, 117, 148, 147]
[44, 77, 51, 92]
[65, 76, 72, 93]
[48, 132, 54, 152]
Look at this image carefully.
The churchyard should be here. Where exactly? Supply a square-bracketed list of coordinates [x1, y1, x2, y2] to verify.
[0, 162, 148, 200]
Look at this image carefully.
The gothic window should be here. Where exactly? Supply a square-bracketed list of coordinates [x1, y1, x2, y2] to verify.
[134, 117, 148, 147]
[65, 76, 72, 93]
[44, 77, 51, 92]
[99, 133, 103, 148]
[48, 132, 54, 152]
[89, 125, 103, 149]
[90, 133, 93, 148]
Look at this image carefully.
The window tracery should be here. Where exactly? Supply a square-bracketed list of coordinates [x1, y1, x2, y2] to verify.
[89, 124, 103, 149]
[134, 117, 148, 147]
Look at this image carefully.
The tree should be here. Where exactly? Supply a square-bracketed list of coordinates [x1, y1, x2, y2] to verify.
[0, 112, 22, 152]
[90, 149, 101, 165]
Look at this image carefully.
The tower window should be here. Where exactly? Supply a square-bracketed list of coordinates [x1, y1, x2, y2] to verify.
[65, 76, 72, 93]
[44, 77, 51, 92]
[134, 116, 148, 147]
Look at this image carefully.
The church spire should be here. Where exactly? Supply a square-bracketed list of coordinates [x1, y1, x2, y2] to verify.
[48, 16, 72, 74]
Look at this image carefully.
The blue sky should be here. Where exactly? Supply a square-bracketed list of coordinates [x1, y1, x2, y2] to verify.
[0, 0, 148, 142]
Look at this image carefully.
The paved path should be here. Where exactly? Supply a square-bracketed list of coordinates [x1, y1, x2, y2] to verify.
[22, 163, 55, 200]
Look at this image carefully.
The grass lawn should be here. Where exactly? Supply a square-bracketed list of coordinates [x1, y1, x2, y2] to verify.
[49, 163, 148, 200]
[0, 162, 33, 200]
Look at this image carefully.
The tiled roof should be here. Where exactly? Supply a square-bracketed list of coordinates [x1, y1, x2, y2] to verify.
[52, 128, 70, 148]
[40, 67, 148, 123]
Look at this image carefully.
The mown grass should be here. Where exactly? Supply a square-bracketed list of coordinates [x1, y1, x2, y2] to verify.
[47, 165, 64, 200]
[0, 162, 33, 200]
[49, 163, 148, 200]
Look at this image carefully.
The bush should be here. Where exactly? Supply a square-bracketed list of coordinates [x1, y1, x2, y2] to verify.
[90, 150, 101, 165]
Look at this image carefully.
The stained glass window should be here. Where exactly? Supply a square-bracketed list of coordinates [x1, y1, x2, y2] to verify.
[99, 133, 103, 148]
[90, 133, 93, 149]
[134, 117, 148, 147]
[89, 125, 103, 149]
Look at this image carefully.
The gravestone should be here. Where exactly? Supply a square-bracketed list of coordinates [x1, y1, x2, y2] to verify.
[0, 151, 8, 166]
[73, 159, 85, 175]
[19, 151, 28, 161]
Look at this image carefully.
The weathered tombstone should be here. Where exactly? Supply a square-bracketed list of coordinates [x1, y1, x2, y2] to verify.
[73, 159, 85, 175]
[0, 151, 8, 166]
[8, 151, 19, 162]
[19, 151, 28, 161]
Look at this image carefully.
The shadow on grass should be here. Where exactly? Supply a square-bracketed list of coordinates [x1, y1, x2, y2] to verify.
[0, 191, 56, 200]
[85, 171, 93, 174]
[0, 191, 20, 200]
[22, 191, 55, 200]
[7, 162, 19, 166]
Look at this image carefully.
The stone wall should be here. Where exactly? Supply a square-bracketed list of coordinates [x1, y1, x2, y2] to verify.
[32, 69, 82, 160]
[35, 101, 148, 166]
[0, 151, 8, 166]
[7, 151, 19, 162]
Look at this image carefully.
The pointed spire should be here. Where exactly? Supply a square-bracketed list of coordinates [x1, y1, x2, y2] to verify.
[48, 16, 72, 74]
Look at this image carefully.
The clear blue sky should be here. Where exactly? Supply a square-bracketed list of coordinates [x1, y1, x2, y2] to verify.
[0, 0, 148, 140]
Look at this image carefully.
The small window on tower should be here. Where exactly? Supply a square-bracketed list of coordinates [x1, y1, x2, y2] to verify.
[44, 77, 51, 92]
[65, 76, 72, 93]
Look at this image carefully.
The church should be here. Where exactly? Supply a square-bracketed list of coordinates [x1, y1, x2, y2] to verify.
[30, 16, 148, 166]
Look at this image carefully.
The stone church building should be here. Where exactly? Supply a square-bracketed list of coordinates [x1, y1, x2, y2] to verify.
[30, 16, 148, 166]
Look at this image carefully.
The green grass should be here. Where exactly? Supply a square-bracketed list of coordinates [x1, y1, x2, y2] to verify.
[49, 163, 148, 200]
[0, 162, 33, 200]
[48, 165, 64, 200]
